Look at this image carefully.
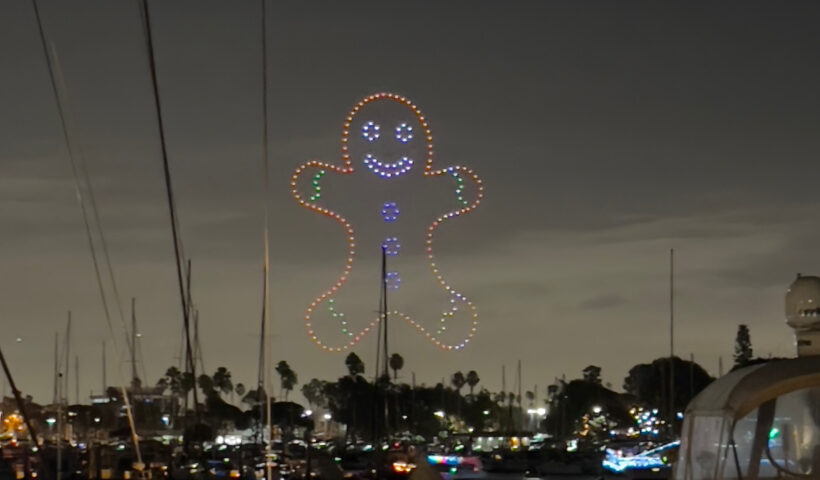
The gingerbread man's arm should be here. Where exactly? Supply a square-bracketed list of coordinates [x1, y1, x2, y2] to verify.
[290, 160, 362, 351]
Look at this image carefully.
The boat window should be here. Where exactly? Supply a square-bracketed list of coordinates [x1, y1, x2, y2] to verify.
[721, 387, 820, 479]
[679, 415, 728, 480]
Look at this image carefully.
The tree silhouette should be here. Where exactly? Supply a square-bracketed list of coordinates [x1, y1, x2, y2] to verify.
[389, 353, 404, 380]
[242, 386, 267, 408]
[451, 371, 466, 394]
[275, 361, 298, 400]
[623, 357, 714, 425]
[345, 352, 365, 377]
[582, 365, 602, 384]
[301, 378, 326, 409]
[181, 372, 195, 404]
[212, 367, 233, 396]
[198, 374, 214, 395]
[734, 324, 753, 368]
[544, 379, 631, 439]
[466, 370, 480, 396]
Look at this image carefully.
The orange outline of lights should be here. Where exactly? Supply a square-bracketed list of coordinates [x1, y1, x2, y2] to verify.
[289, 92, 485, 352]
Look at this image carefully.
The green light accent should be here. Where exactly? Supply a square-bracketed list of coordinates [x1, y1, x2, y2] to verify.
[769, 427, 780, 439]
[309, 170, 326, 202]
[328, 300, 352, 337]
[451, 172, 469, 207]
[437, 309, 454, 335]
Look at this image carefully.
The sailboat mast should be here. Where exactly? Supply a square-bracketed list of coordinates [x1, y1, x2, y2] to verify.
[258, 0, 273, 477]
[669, 248, 675, 424]
[131, 298, 137, 386]
[64, 312, 71, 403]
[382, 246, 389, 379]
[53, 332, 59, 404]
[138, 0, 199, 423]
[102, 341, 106, 393]
[517, 360, 522, 430]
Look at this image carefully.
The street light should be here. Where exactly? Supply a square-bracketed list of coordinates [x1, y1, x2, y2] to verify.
[434, 410, 445, 418]
[592, 405, 602, 415]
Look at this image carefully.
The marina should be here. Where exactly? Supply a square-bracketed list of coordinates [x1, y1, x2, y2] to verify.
[1, 1, 819, 480]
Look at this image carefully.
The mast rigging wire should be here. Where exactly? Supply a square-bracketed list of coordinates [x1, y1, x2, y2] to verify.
[29, 0, 144, 474]
[76, 129, 131, 359]
[136, 0, 201, 419]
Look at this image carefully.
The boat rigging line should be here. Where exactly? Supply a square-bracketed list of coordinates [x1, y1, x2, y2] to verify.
[29, 0, 145, 474]
[136, 0, 201, 421]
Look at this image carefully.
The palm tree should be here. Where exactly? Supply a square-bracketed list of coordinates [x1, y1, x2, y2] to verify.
[158, 366, 185, 416]
[212, 367, 233, 397]
[451, 372, 466, 420]
[198, 374, 214, 395]
[345, 353, 365, 377]
[451, 371, 466, 395]
[389, 353, 404, 380]
[466, 370, 480, 396]
[159, 366, 182, 395]
[275, 361, 298, 400]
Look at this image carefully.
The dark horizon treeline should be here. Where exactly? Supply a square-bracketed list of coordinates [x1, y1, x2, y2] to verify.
[7, 324, 777, 444]
[141, 352, 721, 442]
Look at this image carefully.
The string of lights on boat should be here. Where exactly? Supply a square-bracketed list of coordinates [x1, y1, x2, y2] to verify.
[289, 92, 484, 352]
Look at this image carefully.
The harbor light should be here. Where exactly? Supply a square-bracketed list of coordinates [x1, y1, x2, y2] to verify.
[592, 405, 602, 414]
[434, 410, 445, 418]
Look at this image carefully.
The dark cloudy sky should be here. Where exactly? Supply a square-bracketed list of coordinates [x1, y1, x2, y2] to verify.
[2, 1, 820, 404]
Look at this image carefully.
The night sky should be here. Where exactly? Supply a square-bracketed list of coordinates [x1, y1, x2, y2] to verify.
[1, 1, 820, 404]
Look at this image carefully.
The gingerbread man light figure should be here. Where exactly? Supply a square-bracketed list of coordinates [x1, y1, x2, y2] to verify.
[290, 93, 484, 352]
